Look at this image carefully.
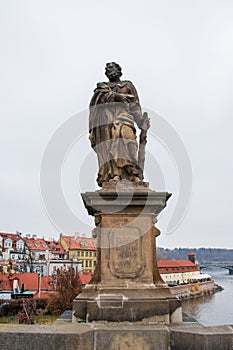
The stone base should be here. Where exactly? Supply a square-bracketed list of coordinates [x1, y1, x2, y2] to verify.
[75, 186, 182, 324]
[73, 286, 182, 323]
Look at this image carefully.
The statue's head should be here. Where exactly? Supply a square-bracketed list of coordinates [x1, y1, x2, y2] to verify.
[105, 62, 122, 82]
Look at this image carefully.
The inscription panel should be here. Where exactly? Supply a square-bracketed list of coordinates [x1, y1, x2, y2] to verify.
[109, 225, 145, 278]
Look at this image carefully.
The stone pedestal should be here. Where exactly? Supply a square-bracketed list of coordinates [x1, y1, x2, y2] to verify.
[73, 182, 182, 323]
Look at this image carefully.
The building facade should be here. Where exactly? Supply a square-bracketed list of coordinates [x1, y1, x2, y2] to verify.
[0, 232, 82, 276]
[157, 254, 199, 285]
[60, 234, 97, 272]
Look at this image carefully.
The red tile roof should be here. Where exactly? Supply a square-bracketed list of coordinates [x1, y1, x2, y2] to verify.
[0, 232, 66, 254]
[19, 273, 40, 290]
[0, 273, 57, 292]
[0, 232, 20, 241]
[157, 260, 199, 274]
[0, 272, 91, 294]
[61, 235, 96, 250]
[0, 273, 39, 291]
[44, 240, 65, 254]
[158, 260, 197, 267]
[40, 276, 55, 291]
[24, 237, 49, 251]
[80, 274, 92, 285]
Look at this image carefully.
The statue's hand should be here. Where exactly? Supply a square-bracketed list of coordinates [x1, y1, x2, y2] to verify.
[114, 93, 134, 103]
[114, 93, 124, 102]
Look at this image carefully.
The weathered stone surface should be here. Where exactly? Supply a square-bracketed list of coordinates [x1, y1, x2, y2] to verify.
[73, 188, 182, 323]
[0, 322, 232, 350]
[94, 324, 170, 350]
[89, 62, 150, 187]
[81, 187, 171, 217]
[74, 297, 170, 323]
[170, 323, 233, 350]
[0, 323, 94, 350]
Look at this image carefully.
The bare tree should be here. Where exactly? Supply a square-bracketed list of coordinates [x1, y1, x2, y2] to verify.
[47, 267, 81, 315]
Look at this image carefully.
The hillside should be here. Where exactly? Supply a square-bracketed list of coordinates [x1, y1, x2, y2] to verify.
[157, 247, 233, 263]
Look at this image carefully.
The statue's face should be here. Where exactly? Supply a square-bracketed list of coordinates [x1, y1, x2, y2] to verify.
[105, 63, 121, 82]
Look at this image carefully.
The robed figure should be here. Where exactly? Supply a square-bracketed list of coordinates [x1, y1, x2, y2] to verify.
[89, 62, 150, 187]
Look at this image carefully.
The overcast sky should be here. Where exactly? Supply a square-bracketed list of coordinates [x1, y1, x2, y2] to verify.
[0, 0, 233, 248]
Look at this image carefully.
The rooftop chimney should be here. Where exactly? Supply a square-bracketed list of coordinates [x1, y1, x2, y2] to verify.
[74, 232, 80, 239]
[188, 252, 195, 264]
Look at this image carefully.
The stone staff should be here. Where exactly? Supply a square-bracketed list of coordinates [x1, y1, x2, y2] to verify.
[138, 112, 149, 179]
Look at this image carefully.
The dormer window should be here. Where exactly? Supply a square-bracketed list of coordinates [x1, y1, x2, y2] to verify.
[4, 239, 12, 248]
[16, 241, 24, 250]
[80, 240, 87, 248]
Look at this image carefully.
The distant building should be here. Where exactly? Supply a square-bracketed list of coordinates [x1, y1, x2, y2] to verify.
[187, 251, 195, 264]
[0, 272, 91, 300]
[47, 259, 82, 276]
[59, 234, 97, 272]
[158, 253, 200, 285]
[0, 232, 27, 273]
[0, 272, 56, 299]
[0, 232, 82, 276]
[79, 272, 92, 288]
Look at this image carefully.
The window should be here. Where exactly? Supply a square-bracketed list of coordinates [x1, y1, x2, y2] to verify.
[94, 261, 96, 266]
[94, 252, 96, 257]
[80, 240, 87, 248]
[89, 261, 92, 267]
[5, 240, 12, 248]
[78, 251, 80, 256]
[17, 241, 23, 250]
[81, 251, 84, 257]
[85, 261, 88, 267]
[85, 251, 88, 257]
[90, 251, 92, 257]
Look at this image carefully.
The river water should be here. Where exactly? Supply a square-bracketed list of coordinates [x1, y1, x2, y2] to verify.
[182, 267, 233, 326]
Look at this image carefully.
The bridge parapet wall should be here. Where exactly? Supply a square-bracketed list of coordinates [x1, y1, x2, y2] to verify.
[0, 322, 232, 350]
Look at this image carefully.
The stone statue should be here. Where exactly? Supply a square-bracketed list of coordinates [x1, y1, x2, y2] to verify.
[74, 64, 182, 325]
[89, 62, 150, 187]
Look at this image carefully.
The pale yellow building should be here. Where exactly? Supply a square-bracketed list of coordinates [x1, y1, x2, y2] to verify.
[60, 234, 97, 273]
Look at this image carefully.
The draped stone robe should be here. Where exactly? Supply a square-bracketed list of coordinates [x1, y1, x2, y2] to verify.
[89, 80, 144, 187]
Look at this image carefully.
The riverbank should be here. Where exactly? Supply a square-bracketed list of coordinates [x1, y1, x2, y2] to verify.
[170, 280, 223, 299]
